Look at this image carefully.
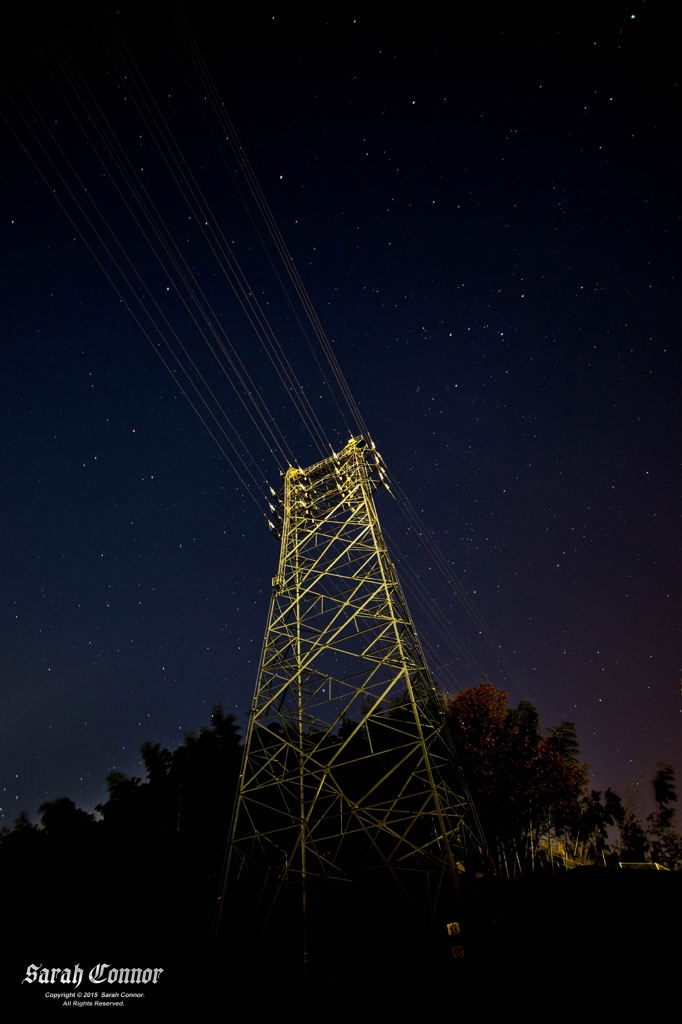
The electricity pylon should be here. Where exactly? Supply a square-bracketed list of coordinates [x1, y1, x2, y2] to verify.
[217, 436, 484, 959]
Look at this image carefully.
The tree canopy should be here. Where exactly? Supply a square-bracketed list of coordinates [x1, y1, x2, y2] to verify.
[445, 683, 587, 869]
[2, 690, 680, 896]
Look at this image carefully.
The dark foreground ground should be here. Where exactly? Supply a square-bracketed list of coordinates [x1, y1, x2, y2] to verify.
[5, 848, 681, 1016]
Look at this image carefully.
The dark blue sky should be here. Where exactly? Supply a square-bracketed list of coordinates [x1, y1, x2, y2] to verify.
[1, 2, 680, 825]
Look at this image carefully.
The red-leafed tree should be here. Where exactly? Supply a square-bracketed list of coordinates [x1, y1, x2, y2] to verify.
[445, 683, 586, 869]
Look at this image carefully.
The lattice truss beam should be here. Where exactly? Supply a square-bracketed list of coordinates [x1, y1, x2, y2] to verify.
[223, 437, 483, 921]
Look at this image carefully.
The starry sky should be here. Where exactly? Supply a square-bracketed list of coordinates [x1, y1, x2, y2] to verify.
[1, 3, 680, 826]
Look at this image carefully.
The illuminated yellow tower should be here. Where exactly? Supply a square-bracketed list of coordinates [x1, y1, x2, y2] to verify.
[217, 437, 483, 965]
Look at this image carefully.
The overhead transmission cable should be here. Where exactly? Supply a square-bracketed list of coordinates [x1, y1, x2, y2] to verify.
[172, 6, 371, 441]
[0, 99, 267, 513]
[98, 11, 332, 462]
[387, 481, 532, 698]
[39, 16, 319, 470]
[2, 70, 272, 511]
[7, 14, 530, 699]
[168, 9, 532, 698]
[169, 10, 354, 441]
[384, 527, 495, 691]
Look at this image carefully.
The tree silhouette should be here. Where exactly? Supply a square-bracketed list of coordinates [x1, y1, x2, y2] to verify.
[648, 763, 682, 869]
[570, 788, 623, 863]
[39, 796, 97, 835]
[610, 781, 650, 863]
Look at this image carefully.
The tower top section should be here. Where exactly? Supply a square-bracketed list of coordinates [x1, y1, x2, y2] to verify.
[268, 435, 391, 537]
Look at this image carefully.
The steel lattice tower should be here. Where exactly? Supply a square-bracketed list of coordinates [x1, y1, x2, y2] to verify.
[217, 437, 484, 960]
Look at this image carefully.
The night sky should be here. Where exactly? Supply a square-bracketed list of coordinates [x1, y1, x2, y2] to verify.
[1, 3, 680, 828]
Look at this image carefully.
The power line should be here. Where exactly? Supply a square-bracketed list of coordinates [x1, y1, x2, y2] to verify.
[3, 12, 533, 704]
